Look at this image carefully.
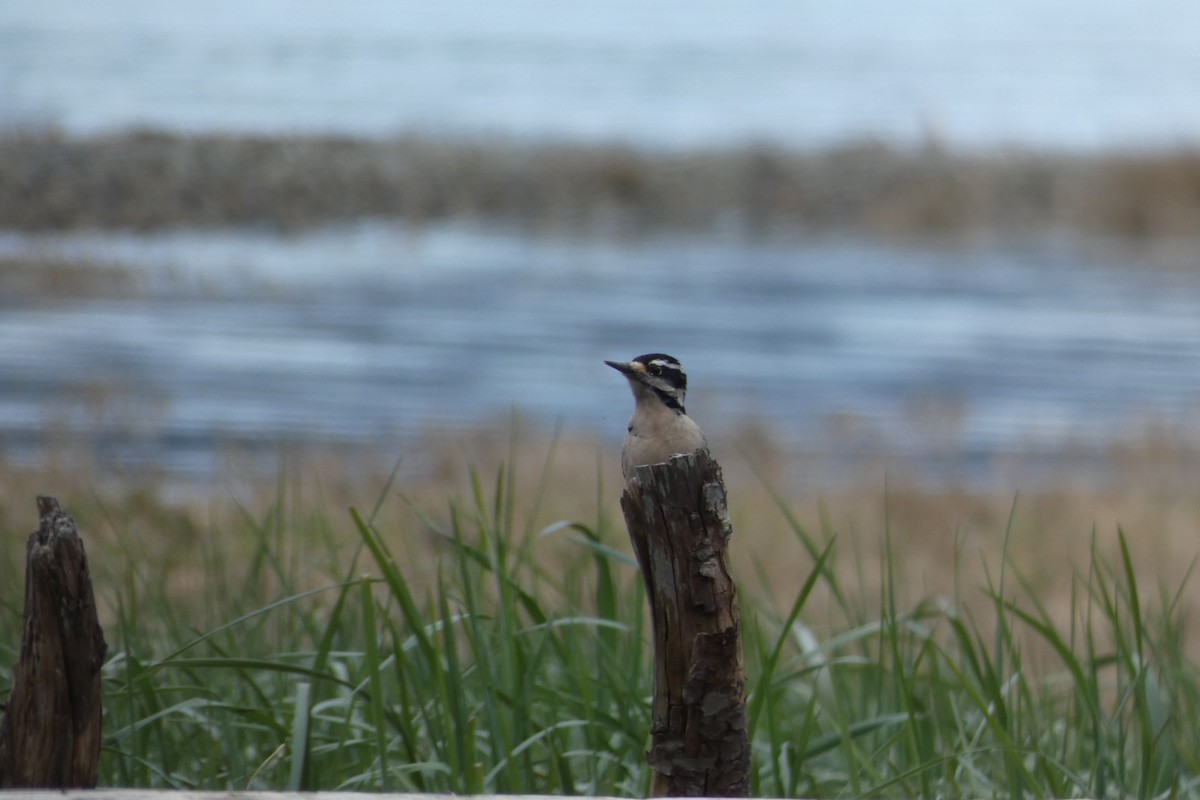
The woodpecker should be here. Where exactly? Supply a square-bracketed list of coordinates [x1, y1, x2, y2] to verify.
[605, 353, 709, 481]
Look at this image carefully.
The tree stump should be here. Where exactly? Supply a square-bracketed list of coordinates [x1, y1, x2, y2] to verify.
[0, 496, 107, 788]
[620, 451, 749, 797]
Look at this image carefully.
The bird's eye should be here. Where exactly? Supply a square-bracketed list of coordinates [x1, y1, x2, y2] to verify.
[649, 364, 662, 376]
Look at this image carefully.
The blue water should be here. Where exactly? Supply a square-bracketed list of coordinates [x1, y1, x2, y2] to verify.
[3, 225, 1199, 485]
[4, 0, 1200, 149]
[3, 2, 1200, 486]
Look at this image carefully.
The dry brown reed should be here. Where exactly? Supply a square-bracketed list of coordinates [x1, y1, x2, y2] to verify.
[3, 129, 1199, 239]
[0, 255, 142, 300]
[1, 428, 1197, 660]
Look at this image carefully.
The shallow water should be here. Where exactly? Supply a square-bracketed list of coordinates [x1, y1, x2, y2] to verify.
[3, 224, 1199, 485]
[5, 1, 1200, 490]
[4, 0, 1200, 149]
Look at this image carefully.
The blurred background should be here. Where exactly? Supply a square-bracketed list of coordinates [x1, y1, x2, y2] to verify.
[2, 0, 1200, 492]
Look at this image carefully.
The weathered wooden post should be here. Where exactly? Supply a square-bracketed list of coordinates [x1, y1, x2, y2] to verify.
[0, 496, 107, 788]
[620, 450, 750, 797]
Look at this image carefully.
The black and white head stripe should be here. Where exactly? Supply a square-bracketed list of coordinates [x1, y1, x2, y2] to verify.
[632, 353, 687, 390]
[632, 353, 688, 412]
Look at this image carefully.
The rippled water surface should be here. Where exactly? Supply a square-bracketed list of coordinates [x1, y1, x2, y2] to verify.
[4, 0, 1200, 148]
[4, 1, 1200, 486]
[3, 226, 1199, 484]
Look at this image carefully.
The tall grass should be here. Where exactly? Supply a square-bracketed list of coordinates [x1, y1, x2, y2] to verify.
[2, 449, 1197, 797]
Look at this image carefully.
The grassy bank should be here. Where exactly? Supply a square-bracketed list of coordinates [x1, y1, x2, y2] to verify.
[0, 254, 158, 301]
[1, 434, 1197, 796]
[3, 129, 1199, 239]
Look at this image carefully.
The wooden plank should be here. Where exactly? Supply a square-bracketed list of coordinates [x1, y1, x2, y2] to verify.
[0, 794, 628, 800]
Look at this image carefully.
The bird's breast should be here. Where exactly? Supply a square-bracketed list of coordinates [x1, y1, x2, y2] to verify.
[621, 410, 708, 480]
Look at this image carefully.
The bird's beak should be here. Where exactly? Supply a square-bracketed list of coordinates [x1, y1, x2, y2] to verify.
[605, 359, 643, 377]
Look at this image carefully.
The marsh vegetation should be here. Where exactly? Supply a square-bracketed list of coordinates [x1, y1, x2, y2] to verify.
[1, 433, 1197, 796]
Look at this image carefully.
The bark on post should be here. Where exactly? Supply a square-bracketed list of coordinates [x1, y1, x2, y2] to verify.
[0, 496, 107, 788]
[619, 450, 749, 797]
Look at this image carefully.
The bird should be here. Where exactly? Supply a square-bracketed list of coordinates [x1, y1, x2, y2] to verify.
[605, 353, 709, 481]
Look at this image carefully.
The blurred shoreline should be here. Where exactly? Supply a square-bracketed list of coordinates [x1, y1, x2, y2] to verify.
[3, 429, 1199, 632]
[3, 409, 1200, 499]
[3, 130, 1199, 494]
[3, 129, 1199, 240]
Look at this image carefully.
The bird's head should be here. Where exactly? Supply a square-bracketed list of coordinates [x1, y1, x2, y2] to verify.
[605, 353, 688, 413]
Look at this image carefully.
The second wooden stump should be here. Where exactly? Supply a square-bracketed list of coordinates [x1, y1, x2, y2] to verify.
[0, 497, 107, 788]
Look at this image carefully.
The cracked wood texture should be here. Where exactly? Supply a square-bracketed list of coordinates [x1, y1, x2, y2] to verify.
[620, 451, 749, 797]
[0, 497, 107, 788]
